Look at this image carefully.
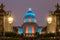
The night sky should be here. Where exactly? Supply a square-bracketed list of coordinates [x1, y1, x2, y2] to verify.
[0, 0, 60, 26]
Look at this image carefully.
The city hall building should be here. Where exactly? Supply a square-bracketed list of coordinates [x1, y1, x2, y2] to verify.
[13, 8, 42, 37]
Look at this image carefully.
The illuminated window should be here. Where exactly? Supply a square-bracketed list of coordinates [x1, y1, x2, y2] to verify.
[29, 18, 32, 22]
[34, 19, 37, 23]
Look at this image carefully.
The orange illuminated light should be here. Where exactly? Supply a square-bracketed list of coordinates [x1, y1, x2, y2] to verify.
[25, 25, 28, 33]
[32, 25, 35, 33]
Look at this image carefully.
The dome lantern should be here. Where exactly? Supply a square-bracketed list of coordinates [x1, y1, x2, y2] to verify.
[28, 7, 32, 11]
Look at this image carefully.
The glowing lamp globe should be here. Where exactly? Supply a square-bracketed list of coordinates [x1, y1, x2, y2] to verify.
[47, 16, 52, 24]
[8, 17, 13, 24]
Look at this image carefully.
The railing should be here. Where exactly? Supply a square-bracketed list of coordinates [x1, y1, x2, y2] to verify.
[0, 37, 23, 40]
[0, 36, 59, 40]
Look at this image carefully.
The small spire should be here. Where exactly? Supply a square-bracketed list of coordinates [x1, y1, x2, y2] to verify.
[55, 3, 60, 10]
[0, 3, 5, 9]
[48, 11, 53, 15]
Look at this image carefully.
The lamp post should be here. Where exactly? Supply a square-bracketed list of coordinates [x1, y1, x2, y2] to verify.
[2, 16, 5, 40]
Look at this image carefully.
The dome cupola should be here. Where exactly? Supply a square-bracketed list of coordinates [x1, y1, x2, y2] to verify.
[24, 7, 37, 23]
[24, 8, 36, 18]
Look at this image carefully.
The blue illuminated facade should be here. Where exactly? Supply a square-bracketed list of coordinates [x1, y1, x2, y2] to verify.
[28, 26, 32, 33]
[18, 28, 23, 34]
[24, 11, 36, 18]
[18, 8, 42, 36]
[32, 18, 34, 22]
[26, 18, 28, 22]
[37, 28, 42, 34]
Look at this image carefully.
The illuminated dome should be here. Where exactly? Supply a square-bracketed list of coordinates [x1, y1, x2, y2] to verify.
[24, 8, 36, 18]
